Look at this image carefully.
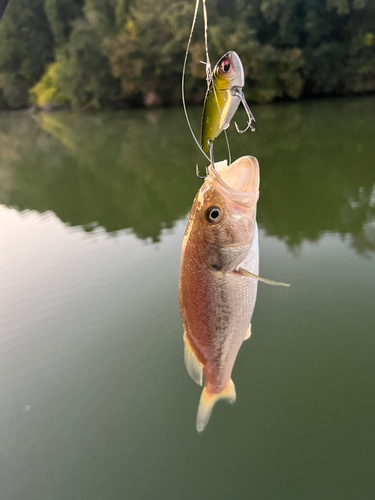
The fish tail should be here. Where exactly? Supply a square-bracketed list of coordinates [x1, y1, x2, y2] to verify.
[196, 379, 236, 432]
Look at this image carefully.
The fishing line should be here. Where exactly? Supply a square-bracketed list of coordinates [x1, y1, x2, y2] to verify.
[205, 0, 232, 167]
[224, 130, 231, 165]
[182, 0, 233, 167]
[202, 0, 211, 83]
[203, 0, 232, 166]
[181, 0, 210, 161]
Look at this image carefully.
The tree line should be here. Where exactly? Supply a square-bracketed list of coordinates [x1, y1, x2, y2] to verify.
[0, 0, 374, 110]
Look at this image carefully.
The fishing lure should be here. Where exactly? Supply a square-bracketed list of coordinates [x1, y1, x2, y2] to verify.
[181, 0, 256, 175]
[201, 51, 256, 157]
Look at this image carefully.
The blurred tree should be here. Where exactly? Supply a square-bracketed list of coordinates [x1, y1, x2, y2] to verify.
[344, 1, 375, 93]
[0, 0, 10, 20]
[204, 0, 304, 102]
[0, 0, 53, 108]
[0, 0, 373, 110]
[54, 19, 120, 110]
[44, 0, 85, 45]
[32, 0, 122, 109]
[30, 62, 68, 107]
[106, 0, 194, 106]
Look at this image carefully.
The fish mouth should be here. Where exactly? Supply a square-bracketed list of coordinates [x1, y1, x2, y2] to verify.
[208, 156, 260, 207]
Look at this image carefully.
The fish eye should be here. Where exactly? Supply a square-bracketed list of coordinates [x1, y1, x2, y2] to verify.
[206, 206, 222, 223]
[220, 60, 231, 73]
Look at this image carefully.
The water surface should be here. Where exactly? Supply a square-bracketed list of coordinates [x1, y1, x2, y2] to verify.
[1, 98, 375, 499]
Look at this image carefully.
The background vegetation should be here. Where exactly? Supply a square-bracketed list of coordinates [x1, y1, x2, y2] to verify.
[0, 0, 374, 110]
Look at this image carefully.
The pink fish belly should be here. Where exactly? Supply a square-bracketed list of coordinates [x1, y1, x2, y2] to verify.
[180, 251, 254, 394]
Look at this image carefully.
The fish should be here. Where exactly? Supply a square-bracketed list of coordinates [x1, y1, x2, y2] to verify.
[179, 155, 261, 432]
[200, 51, 256, 155]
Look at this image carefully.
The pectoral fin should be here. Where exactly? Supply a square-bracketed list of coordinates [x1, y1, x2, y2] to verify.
[239, 268, 290, 287]
[183, 332, 203, 386]
[244, 324, 251, 340]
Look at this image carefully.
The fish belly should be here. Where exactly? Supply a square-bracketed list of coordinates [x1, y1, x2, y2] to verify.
[180, 250, 256, 394]
[201, 88, 227, 153]
[219, 92, 241, 132]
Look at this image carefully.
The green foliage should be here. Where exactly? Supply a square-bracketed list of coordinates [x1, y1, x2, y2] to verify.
[106, 0, 192, 106]
[0, 0, 374, 109]
[344, 1, 375, 93]
[54, 19, 120, 110]
[30, 62, 68, 107]
[0, 0, 53, 108]
[44, 0, 84, 45]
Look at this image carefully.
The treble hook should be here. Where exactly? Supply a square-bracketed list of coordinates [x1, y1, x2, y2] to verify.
[195, 164, 208, 179]
[195, 140, 215, 179]
[234, 89, 256, 134]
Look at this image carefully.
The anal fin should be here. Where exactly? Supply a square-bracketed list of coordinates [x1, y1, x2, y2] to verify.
[183, 332, 203, 386]
[244, 324, 251, 340]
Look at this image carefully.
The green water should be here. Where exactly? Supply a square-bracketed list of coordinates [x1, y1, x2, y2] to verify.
[0, 98, 374, 500]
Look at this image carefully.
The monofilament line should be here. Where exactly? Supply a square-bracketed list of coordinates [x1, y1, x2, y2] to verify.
[181, 0, 210, 161]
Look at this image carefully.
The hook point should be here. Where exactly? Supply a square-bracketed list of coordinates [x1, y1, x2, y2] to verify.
[196, 164, 208, 179]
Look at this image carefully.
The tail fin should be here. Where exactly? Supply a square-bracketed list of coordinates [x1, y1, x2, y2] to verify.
[196, 380, 236, 432]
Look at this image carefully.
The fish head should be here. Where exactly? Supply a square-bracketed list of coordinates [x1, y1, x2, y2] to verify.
[184, 156, 259, 272]
[213, 51, 245, 91]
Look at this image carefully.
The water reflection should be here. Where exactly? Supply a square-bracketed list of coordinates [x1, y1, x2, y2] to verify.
[0, 110, 202, 241]
[1, 102, 375, 500]
[0, 98, 374, 252]
[243, 98, 375, 255]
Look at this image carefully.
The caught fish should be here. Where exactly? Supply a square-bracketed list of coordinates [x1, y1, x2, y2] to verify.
[200, 51, 256, 155]
[179, 156, 261, 432]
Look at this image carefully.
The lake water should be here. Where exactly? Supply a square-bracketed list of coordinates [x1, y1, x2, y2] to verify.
[1, 98, 374, 499]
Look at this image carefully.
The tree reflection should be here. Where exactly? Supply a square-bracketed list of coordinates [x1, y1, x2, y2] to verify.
[0, 109, 202, 241]
[0, 98, 374, 253]
[239, 98, 375, 255]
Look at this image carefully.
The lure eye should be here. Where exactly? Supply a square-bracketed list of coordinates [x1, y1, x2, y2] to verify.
[220, 60, 231, 73]
[206, 206, 222, 223]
